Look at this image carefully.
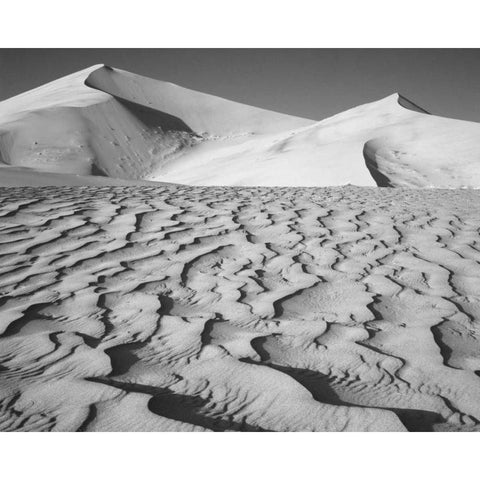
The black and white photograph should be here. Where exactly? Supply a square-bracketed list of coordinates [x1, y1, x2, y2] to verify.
[0, 1, 478, 478]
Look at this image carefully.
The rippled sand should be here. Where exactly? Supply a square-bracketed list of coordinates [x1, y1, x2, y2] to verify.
[1, 185, 480, 431]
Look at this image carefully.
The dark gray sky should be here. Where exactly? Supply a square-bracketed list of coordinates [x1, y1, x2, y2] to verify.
[1, 49, 479, 122]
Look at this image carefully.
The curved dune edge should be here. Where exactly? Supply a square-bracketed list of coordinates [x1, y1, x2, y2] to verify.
[84, 65, 313, 136]
[396, 93, 430, 114]
[1, 185, 480, 431]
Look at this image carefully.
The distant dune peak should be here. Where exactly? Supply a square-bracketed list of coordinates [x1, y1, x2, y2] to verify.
[395, 93, 430, 114]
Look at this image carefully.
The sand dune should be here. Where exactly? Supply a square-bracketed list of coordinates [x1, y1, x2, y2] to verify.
[1, 65, 480, 432]
[1, 185, 480, 431]
[85, 66, 312, 137]
[1, 65, 480, 188]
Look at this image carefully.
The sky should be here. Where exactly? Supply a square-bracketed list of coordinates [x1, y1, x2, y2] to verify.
[0, 49, 479, 123]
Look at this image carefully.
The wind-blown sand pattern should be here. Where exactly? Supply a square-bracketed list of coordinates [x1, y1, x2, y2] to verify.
[1, 185, 480, 432]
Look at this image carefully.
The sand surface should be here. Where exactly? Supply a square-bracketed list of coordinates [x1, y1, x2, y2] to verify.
[1, 65, 480, 432]
[1, 185, 480, 432]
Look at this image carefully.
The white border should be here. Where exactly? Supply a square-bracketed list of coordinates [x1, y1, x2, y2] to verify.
[1, 431, 478, 479]
[1, 1, 478, 478]
[0, 0, 479, 47]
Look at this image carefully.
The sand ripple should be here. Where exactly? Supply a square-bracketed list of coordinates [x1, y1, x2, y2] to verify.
[0, 185, 480, 431]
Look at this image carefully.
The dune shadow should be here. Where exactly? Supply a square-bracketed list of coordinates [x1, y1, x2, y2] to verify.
[117, 98, 195, 134]
[87, 377, 268, 431]
[103, 343, 144, 376]
[85, 69, 195, 134]
[247, 337, 445, 432]
[1, 302, 52, 336]
[271, 363, 443, 431]
[389, 408, 444, 432]
[430, 323, 455, 368]
[362, 142, 392, 187]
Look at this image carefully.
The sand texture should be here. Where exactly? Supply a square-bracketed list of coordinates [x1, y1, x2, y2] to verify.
[1, 185, 480, 432]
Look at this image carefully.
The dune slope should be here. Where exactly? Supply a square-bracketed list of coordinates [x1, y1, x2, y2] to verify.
[1, 65, 480, 187]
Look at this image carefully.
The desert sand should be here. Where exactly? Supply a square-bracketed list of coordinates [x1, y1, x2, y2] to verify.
[0, 67, 480, 431]
[1, 186, 480, 431]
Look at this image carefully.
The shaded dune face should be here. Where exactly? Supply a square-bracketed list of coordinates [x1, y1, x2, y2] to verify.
[1, 185, 480, 432]
[84, 66, 312, 137]
[363, 142, 393, 187]
[80, 97, 202, 180]
[0, 65, 479, 187]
